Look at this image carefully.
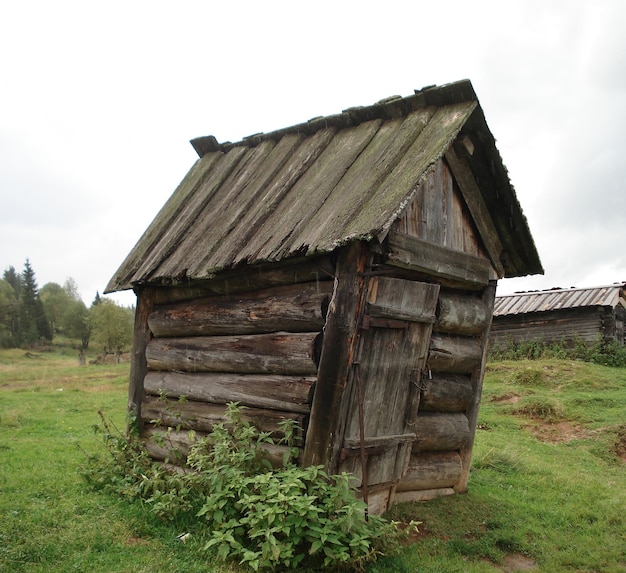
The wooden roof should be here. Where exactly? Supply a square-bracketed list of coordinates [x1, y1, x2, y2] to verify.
[494, 283, 626, 316]
[106, 80, 542, 293]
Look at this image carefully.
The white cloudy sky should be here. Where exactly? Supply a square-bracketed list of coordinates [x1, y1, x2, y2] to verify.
[1, 0, 625, 306]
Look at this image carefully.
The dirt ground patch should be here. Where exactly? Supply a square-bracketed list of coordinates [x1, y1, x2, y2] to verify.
[500, 552, 537, 571]
[613, 425, 626, 462]
[490, 393, 521, 404]
[524, 420, 589, 443]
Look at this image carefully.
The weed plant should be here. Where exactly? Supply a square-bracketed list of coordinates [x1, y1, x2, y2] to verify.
[82, 402, 409, 571]
[2, 347, 625, 572]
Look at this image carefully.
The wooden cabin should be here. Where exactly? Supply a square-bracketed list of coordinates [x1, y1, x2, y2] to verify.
[491, 284, 626, 349]
[105, 80, 542, 514]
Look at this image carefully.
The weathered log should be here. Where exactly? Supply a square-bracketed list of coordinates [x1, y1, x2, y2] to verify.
[143, 371, 314, 414]
[457, 282, 497, 492]
[141, 395, 305, 443]
[435, 291, 490, 336]
[148, 281, 333, 337]
[411, 412, 470, 452]
[128, 288, 153, 427]
[396, 451, 462, 491]
[303, 243, 371, 471]
[146, 332, 319, 375]
[428, 332, 483, 374]
[386, 231, 491, 289]
[419, 373, 473, 413]
[147, 255, 336, 304]
[142, 426, 297, 468]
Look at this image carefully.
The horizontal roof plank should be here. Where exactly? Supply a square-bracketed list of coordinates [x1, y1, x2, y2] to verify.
[186, 133, 308, 278]
[342, 102, 476, 243]
[239, 118, 384, 262]
[156, 139, 279, 278]
[131, 146, 249, 285]
[105, 153, 220, 292]
[299, 108, 436, 254]
[204, 127, 338, 270]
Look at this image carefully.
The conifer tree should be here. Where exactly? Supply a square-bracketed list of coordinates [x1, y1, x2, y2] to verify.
[20, 259, 52, 344]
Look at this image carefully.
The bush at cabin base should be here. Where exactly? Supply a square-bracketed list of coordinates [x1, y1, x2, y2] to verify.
[81, 403, 412, 571]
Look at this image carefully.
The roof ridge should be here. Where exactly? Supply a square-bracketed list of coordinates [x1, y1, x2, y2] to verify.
[190, 80, 476, 158]
[498, 282, 626, 297]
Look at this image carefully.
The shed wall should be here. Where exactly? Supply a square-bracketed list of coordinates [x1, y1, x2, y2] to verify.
[490, 306, 623, 348]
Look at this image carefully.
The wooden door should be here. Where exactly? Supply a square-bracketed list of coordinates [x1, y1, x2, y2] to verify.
[338, 277, 440, 513]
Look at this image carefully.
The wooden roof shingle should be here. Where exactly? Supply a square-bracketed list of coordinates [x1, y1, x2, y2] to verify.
[106, 80, 543, 293]
[494, 283, 626, 316]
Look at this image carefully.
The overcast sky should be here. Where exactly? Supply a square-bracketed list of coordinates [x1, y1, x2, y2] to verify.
[1, 0, 625, 306]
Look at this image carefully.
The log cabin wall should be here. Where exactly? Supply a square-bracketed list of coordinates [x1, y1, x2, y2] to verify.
[490, 307, 608, 348]
[374, 157, 497, 508]
[131, 256, 336, 465]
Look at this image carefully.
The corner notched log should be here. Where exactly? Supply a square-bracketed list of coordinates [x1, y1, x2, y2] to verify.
[397, 451, 462, 492]
[411, 412, 470, 452]
[419, 373, 473, 413]
[428, 333, 483, 374]
[146, 332, 319, 375]
[143, 371, 314, 414]
[148, 281, 333, 337]
[435, 292, 490, 336]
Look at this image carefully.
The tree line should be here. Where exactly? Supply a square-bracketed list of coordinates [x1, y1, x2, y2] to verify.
[0, 259, 134, 353]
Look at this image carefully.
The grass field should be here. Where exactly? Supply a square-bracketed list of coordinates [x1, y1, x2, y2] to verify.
[0, 346, 625, 572]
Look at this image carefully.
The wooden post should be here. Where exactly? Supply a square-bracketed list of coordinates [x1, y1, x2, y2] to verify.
[455, 280, 497, 491]
[128, 287, 153, 430]
[302, 242, 370, 472]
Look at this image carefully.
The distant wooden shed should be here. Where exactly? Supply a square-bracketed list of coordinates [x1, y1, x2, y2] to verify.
[490, 284, 626, 349]
[106, 80, 542, 514]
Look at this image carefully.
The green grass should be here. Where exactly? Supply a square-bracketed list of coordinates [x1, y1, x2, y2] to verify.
[1, 348, 625, 572]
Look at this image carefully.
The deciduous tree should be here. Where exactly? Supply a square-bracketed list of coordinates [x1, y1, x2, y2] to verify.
[0, 279, 19, 347]
[89, 298, 133, 353]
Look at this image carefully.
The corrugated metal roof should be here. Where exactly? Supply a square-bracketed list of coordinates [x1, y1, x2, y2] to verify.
[494, 284, 626, 316]
[106, 80, 542, 293]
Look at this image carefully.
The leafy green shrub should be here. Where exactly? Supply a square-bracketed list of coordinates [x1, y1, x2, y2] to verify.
[489, 336, 626, 366]
[81, 403, 410, 571]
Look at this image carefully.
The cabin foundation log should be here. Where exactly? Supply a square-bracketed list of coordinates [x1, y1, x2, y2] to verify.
[142, 426, 297, 468]
[397, 451, 462, 491]
[141, 395, 305, 442]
